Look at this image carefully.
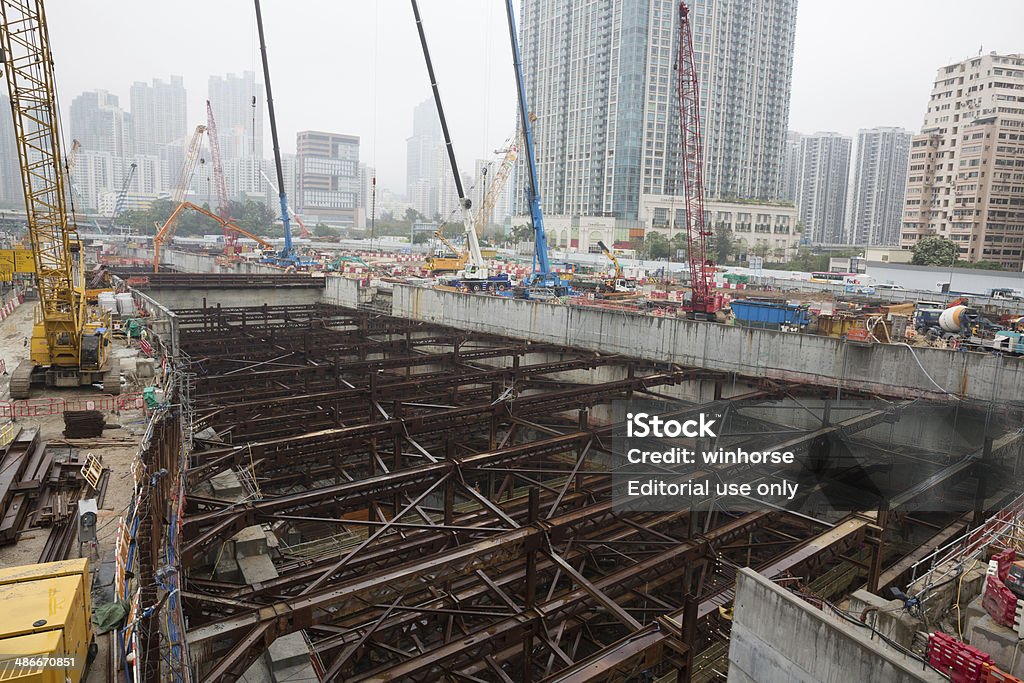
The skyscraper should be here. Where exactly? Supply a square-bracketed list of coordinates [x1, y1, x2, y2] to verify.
[797, 132, 852, 244]
[296, 131, 360, 226]
[69, 90, 132, 156]
[130, 76, 187, 157]
[779, 132, 804, 204]
[406, 99, 442, 218]
[517, 0, 798, 221]
[208, 72, 264, 160]
[847, 127, 912, 246]
[900, 53, 1024, 268]
[359, 163, 376, 224]
[0, 93, 21, 207]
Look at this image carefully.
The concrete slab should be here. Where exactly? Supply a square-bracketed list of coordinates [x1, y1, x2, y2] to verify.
[233, 525, 268, 558]
[269, 662, 318, 683]
[194, 427, 222, 443]
[268, 632, 314, 672]
[964, 593, 987, 637]
[237, 553, 278, 585]
[239, 656, 273, 683]
[968, 612, 1024, 677]
[212, 556, 242, 583]
[210, 470, 244, 501]
[849, 590, 923, 648]
[728, 568, 945, 682]
[136, 359, 155, 378]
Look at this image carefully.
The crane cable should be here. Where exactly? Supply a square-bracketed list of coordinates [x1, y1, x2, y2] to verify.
[370, 0, 381, 248]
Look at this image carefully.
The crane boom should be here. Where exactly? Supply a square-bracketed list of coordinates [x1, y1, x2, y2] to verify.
[108, 162, 137, 232]
[65, 138, 84, 212]
[153, 201, 273, 272]
[174, 124, 206, 205]
[1, 0, 117, 398]
[677, 1, 716, 315]
[0, 0, 81, 353]
[411, 0, 488, 279]
[206, 100, 230, 219]
[476, 140, 518, 234]
[254, 0, 295, 261]
[66, 139, 81, 174]
[259, 169, 311, 238]
[597, 240, 622, 279]
[504, 0, 559, 290]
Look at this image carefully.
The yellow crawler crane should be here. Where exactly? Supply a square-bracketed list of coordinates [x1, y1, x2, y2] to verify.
[425, 229, 467, 273]
[1, 0, 119, 398]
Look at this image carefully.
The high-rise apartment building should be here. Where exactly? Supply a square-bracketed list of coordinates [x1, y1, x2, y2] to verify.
[0, 93, 21, 207]
[900, 53, 1024, 268]
[208, 72, 264, 160]
[797, 132, 852, 244]
[407, 99, 442, 218]
[517, 0, 797, 221]
[359, 163, 377, 225]
[69, 90, 132, 157]
[296, 131, 360, 226]
[779, 132, 804, 204]
[130, 76, 187, 157]
[71, 151, 165, 212]
[847, 127, 912, 246]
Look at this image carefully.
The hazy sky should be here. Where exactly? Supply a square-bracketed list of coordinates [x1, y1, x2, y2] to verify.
[45, 0, 1024, 194]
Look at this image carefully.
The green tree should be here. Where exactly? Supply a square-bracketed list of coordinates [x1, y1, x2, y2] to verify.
[711, 223, 733, 264]
[510, 224, 533, 245]
[404, 208, 423, 224]
[669, 233, 689, 260]
[911, 236, 960, 266]
[314, 222, 338, 238]
[644, 231, 671, 259]
[956, 259, 1007, 271]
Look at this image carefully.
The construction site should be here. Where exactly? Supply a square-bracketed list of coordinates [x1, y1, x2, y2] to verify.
[3, 1, 1024, 683]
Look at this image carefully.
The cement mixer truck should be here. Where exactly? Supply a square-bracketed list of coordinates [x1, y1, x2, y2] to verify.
[915, 304, 983, 340]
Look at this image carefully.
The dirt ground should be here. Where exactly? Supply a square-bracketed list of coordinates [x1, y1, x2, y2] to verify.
[0, 300, 152, 682]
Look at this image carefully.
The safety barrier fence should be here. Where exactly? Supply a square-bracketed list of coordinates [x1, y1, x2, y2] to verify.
[0, 291, 24, 324]
[0, 392, 145, 419]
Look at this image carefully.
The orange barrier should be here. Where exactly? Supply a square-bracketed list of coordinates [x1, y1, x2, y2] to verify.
[0, 392, 144, 418]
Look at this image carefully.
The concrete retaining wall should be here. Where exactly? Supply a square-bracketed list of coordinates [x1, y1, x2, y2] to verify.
[321, 275, 369, 308]
[727, 568, 943, 683]
[143, 286, 322, 311]
[391, 284, 1023, 403]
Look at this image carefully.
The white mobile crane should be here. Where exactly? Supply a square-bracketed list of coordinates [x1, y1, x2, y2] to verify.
[411, 0, 511, 293]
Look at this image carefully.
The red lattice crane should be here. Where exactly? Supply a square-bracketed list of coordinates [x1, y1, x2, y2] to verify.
[677, 0, 719, 317]
[206, 100, 230, 220]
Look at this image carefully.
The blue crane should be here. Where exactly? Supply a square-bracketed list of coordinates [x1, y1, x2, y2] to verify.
[504, 0, 566, 296]
[108, 162, 136, 233]
[254, 0, 301, 266]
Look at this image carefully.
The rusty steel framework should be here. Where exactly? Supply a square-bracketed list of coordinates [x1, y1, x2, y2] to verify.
[169, 303, 1021, 682]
